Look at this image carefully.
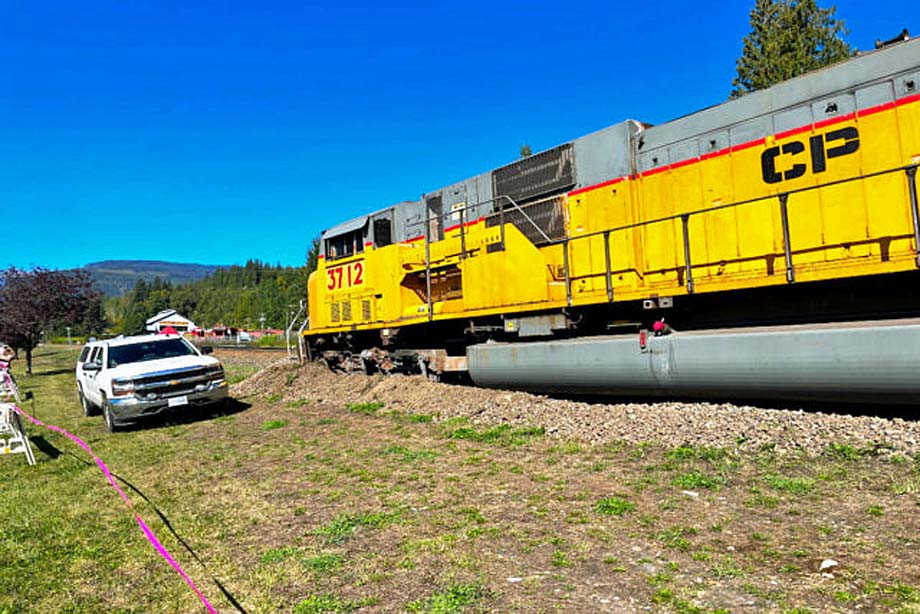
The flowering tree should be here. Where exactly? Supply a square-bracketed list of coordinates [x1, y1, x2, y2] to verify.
[0, 267, 104, 374]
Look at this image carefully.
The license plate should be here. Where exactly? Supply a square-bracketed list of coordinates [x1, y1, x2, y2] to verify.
[168, 396, 188, 407]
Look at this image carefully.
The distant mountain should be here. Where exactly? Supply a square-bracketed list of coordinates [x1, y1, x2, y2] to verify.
[82, 260, 223, 296]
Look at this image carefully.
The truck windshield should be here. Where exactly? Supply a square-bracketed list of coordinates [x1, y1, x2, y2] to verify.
[107, 339, 197, 368]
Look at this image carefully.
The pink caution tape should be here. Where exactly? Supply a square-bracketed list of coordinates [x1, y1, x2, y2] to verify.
[11, 403, 217, 613]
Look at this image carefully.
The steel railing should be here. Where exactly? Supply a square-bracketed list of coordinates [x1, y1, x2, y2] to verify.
[408, 163, 920, 316]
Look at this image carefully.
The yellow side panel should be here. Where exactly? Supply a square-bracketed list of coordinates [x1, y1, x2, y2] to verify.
[306, 98, 920, 340]
[462, 225, 549, 311]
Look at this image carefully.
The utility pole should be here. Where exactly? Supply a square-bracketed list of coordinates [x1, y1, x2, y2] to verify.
[66, 326, 71, 345]
[259, 313, 266, 331]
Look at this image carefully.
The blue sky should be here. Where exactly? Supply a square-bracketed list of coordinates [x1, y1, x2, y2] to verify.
[1, 1, 915, 270]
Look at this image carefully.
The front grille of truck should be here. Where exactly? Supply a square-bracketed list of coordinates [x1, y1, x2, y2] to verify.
[132, 367, 216, 398]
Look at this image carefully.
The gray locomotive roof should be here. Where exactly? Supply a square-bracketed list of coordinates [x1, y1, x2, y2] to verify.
[638, 38, 920, 158]
[322, 215, 368, 239]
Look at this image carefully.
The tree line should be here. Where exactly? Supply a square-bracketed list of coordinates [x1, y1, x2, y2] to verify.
[108, 258, 315, 335]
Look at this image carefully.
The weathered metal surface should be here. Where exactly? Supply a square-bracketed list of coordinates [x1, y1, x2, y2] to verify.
[504, 313, 570, 338]
[416, 349, 468, 374]
[492, 143, 575, 204]
[467, 319, 920, 404]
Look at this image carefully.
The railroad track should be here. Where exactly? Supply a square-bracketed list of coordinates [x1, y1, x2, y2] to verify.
[207, 344, 291, 352]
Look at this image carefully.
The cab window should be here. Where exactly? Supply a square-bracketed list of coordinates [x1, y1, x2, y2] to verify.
[325, 229, 365, 260]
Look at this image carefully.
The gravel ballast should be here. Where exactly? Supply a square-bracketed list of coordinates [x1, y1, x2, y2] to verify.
[232, 359, 920, 457]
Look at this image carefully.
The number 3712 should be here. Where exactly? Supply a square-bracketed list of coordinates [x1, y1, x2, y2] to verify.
[326, 261, 364, 291]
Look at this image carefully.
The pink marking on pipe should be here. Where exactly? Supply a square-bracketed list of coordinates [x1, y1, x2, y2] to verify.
[10, 402, 217, 613]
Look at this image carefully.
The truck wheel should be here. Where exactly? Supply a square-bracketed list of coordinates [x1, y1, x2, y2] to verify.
[101, 393, 119, 433]
[79, 388, 98, 417]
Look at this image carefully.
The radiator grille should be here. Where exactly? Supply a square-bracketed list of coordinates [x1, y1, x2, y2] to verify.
[362, 299, 371, 321]
[330, 302, 340, 323]
[493, 143, 575, 204]
[486, 196, 567, 246]
[342, 300, 352, 321]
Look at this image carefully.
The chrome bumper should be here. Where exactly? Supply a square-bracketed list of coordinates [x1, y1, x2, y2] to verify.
[107, 380, 228, 421]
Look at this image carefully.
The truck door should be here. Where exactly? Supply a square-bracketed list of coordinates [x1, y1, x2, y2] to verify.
[82, 346, 104, 404]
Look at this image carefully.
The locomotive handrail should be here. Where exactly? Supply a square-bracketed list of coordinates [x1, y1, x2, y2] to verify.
[412, 193, 557, 246]
[493, 194, 555, 245]
[414, 161, 918, 311]
[564, 162, 919, 247]
[557, 162, 920, 300]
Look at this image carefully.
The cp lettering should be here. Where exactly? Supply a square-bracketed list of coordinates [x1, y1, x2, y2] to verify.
[761, 127, 859, 184]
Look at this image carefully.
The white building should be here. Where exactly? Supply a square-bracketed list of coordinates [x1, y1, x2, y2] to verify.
[145, 309, 197, 334]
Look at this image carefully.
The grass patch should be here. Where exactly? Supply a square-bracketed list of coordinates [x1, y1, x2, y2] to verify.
[225, 364, 259, 384]
[383, 445, 438, 463]
[823, 442, 879, 461]
[765, 474, 815, 494]
[672, 471, 725, 490]
[392, 412, 435, 423]
[261, 546, 298, 563]
[294, 594, 363, 613]
[314, 511, 399, 545]
[406, 583, 487, 613]
[666, 444, 729, 462]
[302, 553, 345, 573]
[347, 401, 385, 414]
[261, 419, 288, 431]
[658, 526, 698, 551]
[595, 496, 636, 516]
[447, 423, 544, 445]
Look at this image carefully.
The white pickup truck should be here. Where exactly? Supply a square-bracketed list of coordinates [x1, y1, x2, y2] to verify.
[75, 334, 227, 432]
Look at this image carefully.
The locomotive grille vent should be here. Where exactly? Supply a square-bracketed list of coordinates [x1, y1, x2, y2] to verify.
[486, 196, 567, 246]
[361, 299, 371, 321]
[493, 143, 575, 205]
[341, 300, 352, 321]
[330, 302, 340, 323]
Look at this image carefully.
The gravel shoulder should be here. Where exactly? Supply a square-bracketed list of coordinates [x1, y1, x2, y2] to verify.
[232, 358, 920, 458]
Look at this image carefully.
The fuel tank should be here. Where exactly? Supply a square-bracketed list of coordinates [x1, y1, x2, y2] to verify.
[467, 319, 920, 404]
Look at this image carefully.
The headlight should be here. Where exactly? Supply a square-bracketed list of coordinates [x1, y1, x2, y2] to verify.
[112, 379, 136, 397]
[208, 364, 225, 380]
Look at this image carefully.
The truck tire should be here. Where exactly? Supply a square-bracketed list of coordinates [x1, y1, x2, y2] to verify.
[101, 393, 120, 433]
[79, 387, 99, 417]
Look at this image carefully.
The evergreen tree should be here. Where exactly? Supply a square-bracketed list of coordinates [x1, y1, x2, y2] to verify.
[306, 237, 321, 275]
[732, 0, 853, 97]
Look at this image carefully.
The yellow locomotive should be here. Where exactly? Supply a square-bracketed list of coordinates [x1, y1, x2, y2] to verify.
[304, 38, 920, 402]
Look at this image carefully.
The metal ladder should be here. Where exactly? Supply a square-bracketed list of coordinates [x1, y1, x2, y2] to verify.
[1, 368, 36, 466]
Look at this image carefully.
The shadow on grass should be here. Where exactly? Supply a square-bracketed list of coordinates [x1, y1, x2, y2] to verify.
[29, 435, 63, 459]
[34, 368, 76, 377]
[121, 398, 252, 432]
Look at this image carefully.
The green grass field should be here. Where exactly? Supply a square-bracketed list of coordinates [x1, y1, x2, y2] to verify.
[3, 346, 920, 613]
